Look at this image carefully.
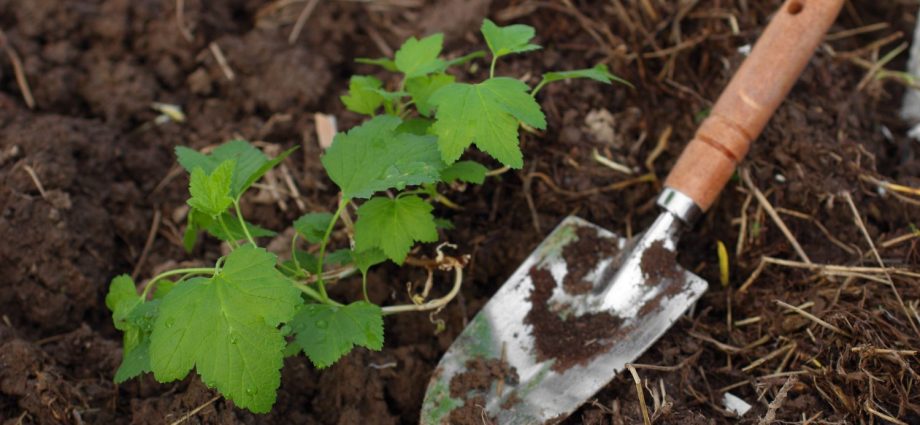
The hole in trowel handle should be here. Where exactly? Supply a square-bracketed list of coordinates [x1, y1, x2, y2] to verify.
[787, 1, 804, 15]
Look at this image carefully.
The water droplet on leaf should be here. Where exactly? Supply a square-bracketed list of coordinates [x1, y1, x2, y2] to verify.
[165, 318, 175, 328]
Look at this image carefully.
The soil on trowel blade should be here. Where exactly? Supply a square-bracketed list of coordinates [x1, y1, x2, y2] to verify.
[449, 357, 519, 398]
[562, 227, 620, 295]
[446, 357, 518, 425]
[640, 240, 682, 284]
[526, 268, 625, 372]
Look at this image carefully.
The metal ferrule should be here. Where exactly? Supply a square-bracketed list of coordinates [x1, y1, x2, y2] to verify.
[656, 187, 702, 225]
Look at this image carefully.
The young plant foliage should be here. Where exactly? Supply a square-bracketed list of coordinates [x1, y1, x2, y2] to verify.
[107, 17, 628, 414]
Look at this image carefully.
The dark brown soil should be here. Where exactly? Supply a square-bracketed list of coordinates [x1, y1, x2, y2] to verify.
[449, 358, 519, 399]
[448, 395, 494, 425]
[562, 226, 620, 295]
[1, 0, 919, 424]
[640, 240, 682, 284]
[525, 268, 626, 372]
[446, 358, 516, 425]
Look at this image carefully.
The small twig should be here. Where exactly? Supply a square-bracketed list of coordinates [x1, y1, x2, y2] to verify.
[825, 22, 889, 41]
[865, 403, 908, 425]
[739, 256, 920, 294]
[288, 0, 320, 44]
[175, 0, 194, 42]
[626, 365, 652, 425]
[756, 377, 797, 425]
[132, 210, 162, 280]
[857, 42, 908, 91]
[522, 164, 541, 233]
[168, 395, 220, 425]
[735, 191, 753, 256]
[843, 192, 920, 338]
[21, 164, 47, 199]
[208, 42, 235, 81]
[742, 343, 795, 373]
[592, 149, 632, 175]
[279, 164, 306, 212]
[775, 300, 850, 337]
[644, 125, 671, 173]
[629, 351, 702, 371]
[851, 346, 917, 356]
[0, 29, 35, 109]
[528, 171, 656, 199]
[741, 168, 811, 264]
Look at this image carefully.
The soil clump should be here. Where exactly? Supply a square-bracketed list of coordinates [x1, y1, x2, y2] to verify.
[525, 268, 625, 372]
[561, 227, 620, 295]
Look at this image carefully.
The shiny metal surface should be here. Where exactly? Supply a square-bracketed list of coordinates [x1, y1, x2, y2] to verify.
[657, 187, 701, 224]
[420, 216, 708, 424]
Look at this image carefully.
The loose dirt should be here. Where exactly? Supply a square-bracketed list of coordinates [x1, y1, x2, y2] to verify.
[561, 226, 620, 295]
[446, 357, 517, 425]
[1, 0, 918, 424]
[639, 240, 682, 285]
[525, 268, 625, 372]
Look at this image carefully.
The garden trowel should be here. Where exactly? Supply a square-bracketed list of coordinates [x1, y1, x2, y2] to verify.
[421, 1, 844, 423]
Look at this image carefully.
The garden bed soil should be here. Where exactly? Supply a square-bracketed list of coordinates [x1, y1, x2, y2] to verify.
[2, 0, 919, 424]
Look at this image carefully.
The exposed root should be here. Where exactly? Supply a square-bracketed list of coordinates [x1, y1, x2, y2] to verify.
[381, 245, 468, 315]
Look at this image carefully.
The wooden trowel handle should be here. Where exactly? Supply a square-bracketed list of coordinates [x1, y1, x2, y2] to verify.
[663, 0, 844, 211]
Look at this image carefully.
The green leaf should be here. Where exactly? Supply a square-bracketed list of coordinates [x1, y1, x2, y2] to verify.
[481, 19, 541, 59]
[539, 64, 632, 88]
[355, 57, 398, 72]
[429, 78, 545, 168]
[326, 249, 354, 266]
[405, 73, 455, 117]
[355, 196, 438, 264]
[153, 281, 175, 299]
[187, 160, 235, 217]
[434, 217, 455, 230]
[394, 33, 446, 79]
[280, 250, 318, 279]
[149, 246, 302, 413]
[240, 146, 297, 194]
[106, 275, 141, 330]
[115, 300, 159, 383]
[440, 161, 488, 184]
[351, 248, 387, 275]
[341, 76, 385, 116]
[321, 115, 444, 199]
[290, 302, 384, 368]
[396, 118, 434, 135]
[209, 214, 276, 241]
[106, 275, 157, 383]
[445, 50, 487, 68]
[176, 140, 269, 198]
[183, 212, 199, 253]
[185, 210, 275, 248]
[293, 212, 334, 244]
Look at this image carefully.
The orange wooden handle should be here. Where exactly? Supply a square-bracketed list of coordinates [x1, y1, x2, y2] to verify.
[664, 0, 844, 211]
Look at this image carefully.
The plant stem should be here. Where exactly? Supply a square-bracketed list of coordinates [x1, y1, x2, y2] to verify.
[290, 280, 339, 305]
[233, 200, 256, 245]
[217, 215, 239, 248]
[361, 274, 370, 303]
[140, 267, 215, 299]
[530, 78, 549, 97]
[489, 56, 497, 78]
[316, 197, 347, 301]
[289, 233, 305, 274]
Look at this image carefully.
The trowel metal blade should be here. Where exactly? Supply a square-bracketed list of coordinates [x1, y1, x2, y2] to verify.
[420, 216, 708, 424]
